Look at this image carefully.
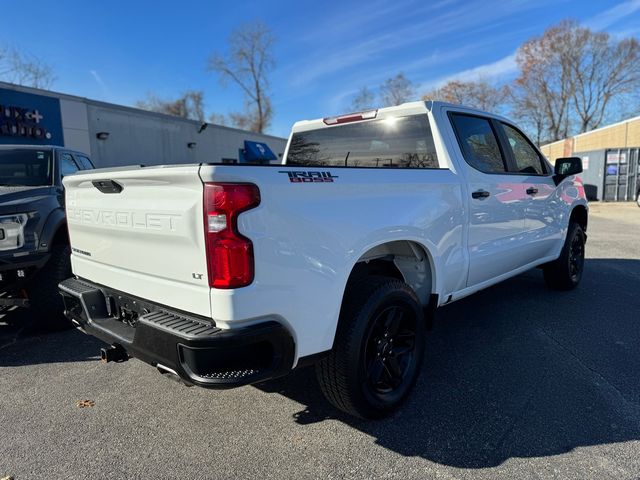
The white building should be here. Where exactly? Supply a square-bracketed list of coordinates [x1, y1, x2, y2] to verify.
[0, 82, 287, 168]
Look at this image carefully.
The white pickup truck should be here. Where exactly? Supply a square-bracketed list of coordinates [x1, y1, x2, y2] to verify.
[59, 101, 587, 418]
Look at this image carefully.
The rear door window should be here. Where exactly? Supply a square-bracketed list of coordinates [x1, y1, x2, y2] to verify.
[286, 114, 439, 169]
[449, 113, 507, 174]
[501, 123, 548, 175]
[74, 154, 94, 170]
[59, 153, 80, 176]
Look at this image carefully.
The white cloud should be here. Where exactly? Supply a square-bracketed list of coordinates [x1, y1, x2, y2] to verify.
[417, 52, 517, 92]
[413, 0, 639, 94]
[324, 44, 479, 112]
[89, 69, 109, 97]
[300, 0, 426, 43]
[287, 0, 545, 88]
[326, 88, 361, 112]
[584, 0, 640, 31]
[609, 26, 640, 39]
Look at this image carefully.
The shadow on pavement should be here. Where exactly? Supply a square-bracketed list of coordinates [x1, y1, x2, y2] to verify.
[257, 258, 640, 468]
[0, 321, 104, 366]
[2, 258, 639, 467]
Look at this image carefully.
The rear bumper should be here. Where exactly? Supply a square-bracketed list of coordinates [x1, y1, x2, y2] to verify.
[58, 277, 295, 388]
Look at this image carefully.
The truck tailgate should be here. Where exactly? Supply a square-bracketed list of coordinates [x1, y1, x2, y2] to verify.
[63, 165, 211, 317]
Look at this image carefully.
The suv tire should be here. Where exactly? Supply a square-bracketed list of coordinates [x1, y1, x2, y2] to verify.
[25, 244, 73, 330]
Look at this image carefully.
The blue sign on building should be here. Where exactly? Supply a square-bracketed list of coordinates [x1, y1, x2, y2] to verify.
[0, 88, 64, 146]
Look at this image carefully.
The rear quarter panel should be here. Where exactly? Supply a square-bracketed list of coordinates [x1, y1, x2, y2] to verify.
[200, 165, 466, 360]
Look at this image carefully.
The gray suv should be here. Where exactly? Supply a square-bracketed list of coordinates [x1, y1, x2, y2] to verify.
[0, 145, 93, 328]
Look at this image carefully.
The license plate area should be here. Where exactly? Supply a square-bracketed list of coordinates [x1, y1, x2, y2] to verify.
[0, 266, 38, 288]
[104, 291, 163, 328]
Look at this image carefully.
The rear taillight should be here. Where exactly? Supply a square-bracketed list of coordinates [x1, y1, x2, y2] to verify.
[203, 183, 260, 289]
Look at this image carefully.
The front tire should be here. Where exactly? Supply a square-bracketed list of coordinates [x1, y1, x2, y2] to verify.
[316, 276, 426, 419]
[543, 222, 585, 290]
[24, 244, 73, 330]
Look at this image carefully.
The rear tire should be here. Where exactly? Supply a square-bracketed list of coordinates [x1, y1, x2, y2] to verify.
[543, 222, 585, 291]
[24, 244, 73, 330]
[316, 276, 426, 419]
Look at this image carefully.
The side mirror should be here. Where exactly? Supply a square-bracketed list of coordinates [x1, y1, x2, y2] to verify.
[553, 157, 582, 185]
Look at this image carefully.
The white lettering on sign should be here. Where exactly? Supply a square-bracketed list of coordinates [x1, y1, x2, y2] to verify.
[0, 104, 50, 139]
[25, 110, 43, 123]
[582, 156, 589, 170]
[607, 153, 627, 164]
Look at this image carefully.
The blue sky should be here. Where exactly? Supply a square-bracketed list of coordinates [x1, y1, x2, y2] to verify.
[3, 0, 640, 137]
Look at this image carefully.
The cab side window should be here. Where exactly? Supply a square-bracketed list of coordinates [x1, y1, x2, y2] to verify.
[59, 153, 79, 177]
[74, 154, 94, 170]
[450, 113, 507, 174]
[501, 123, 547, 175]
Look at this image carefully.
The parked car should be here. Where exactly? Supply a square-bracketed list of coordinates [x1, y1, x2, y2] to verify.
[0, 145, 93, 328]
[59, 101, 587, 418]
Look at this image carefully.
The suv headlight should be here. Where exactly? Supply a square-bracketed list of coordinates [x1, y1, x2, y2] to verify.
[0, 214, 29, 251]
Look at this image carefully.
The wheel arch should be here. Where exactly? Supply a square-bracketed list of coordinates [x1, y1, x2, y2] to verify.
[38, 208, 68, 251]
[345, 239, 437, 308]
[569, 204, 588, 233]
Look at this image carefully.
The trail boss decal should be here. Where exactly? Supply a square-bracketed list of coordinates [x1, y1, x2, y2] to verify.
[278, 171, 338, 183]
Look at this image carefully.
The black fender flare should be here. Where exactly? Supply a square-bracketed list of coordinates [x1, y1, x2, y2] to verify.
[38, 208, 67, 252]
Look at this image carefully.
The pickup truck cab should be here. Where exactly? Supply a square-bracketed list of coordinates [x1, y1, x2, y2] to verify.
[0, 145, 93, 328]
[59, 101, 587, 418]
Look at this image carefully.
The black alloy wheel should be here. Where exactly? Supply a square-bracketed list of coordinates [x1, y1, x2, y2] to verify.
[363, 304, 418, 403]
[568, 232, 585, 283]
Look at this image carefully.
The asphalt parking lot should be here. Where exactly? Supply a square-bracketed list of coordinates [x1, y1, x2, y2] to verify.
[1, 202, 639, 480]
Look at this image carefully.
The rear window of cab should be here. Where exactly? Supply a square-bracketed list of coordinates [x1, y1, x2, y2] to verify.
[286, 114, 440, 169]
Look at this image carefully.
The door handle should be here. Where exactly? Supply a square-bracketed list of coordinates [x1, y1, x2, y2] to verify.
[471, 189, 490, 199]
[526, 187, 539, 195]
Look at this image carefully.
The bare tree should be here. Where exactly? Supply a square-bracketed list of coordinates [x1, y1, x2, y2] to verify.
[208, 112, 228, 126]
[0, 45, 55, 89]
[379, 73, 414, 107]
[564, 27, 640, 132]
[513, 21, 576, 142]
[508, 86, 547, 145]
[511, 21, 640, 142]
[208, 21, 275, 133]
[351, 86, 376, 111]
[136, 90, 205, 121]
[423, 79, 509, 112]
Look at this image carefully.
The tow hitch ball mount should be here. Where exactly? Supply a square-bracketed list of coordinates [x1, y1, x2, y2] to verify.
[100, 344, 129, 363]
